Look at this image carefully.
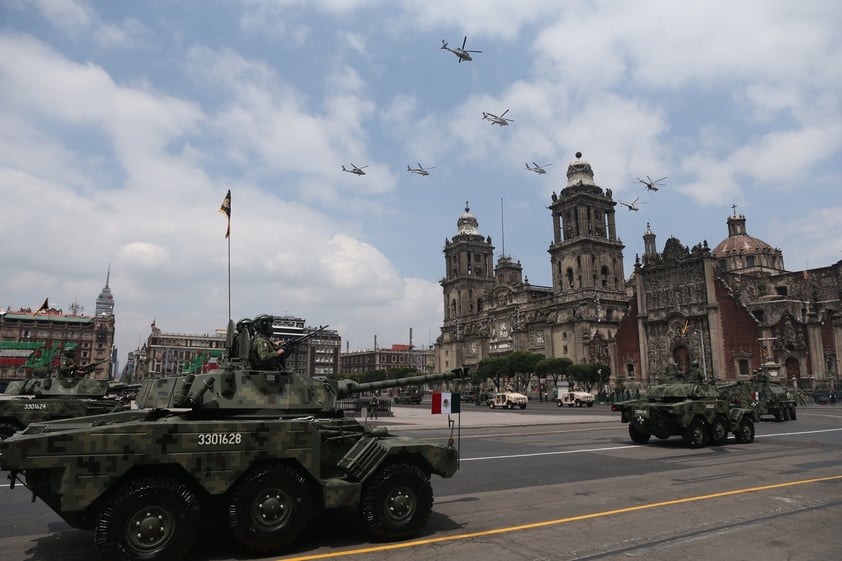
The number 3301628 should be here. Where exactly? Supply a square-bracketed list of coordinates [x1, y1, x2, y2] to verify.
[197, 433, 242, 445]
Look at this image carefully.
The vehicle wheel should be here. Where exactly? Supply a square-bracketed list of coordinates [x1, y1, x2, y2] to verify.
[488, 402, 495, 409]
[773, 409, 782, 422]
[709, 415, 729, 445]
[734, 417, 755, 443]
[628, 424, 651, 444]
[360, 462, 432, 542]
[556, 400, 562, 408]
[683, 418, 708, 448]
[519, 404, 526, 410]
[95, 475, 200, 561]
[586, 402, 594, 407]
[507, 402, 514, 409]
[789, 406, 797, 420]
[575, 400, 582, 407]
[0, 421, 21, 440]
[227, 463, 314, 554]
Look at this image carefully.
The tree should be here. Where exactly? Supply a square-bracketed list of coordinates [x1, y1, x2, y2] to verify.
[506, 351, 544, 392]
[535, 357, 573, 396]
[567, 362, 611, 392]
[476, 357, 507, 391]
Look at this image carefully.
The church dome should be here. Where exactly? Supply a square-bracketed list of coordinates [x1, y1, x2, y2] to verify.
[711, 213, 785, 273]
[566, 151, 596, 187]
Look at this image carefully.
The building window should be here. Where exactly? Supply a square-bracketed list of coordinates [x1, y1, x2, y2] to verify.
[776, 286, 788, 296]
[738, 359, 750, 376]
[626, 363, 634, 379]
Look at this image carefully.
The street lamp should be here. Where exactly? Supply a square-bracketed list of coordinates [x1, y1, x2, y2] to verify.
[695, 330, 707, 383]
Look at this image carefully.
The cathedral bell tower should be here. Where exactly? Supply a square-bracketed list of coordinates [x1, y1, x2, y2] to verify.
[548, 153, 625, 299]
[438, 203, 495, 369]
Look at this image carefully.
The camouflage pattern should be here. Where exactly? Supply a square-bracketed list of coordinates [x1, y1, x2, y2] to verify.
[717, 373, 797, 421]
[0, 374, 126, 439]
[612, 376, 757, 448]
[0, 318, 466, 561]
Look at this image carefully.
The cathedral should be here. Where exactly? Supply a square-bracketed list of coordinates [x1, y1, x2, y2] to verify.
[435, 153, 842, 393]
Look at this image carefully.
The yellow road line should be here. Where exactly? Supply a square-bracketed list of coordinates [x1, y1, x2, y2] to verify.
[279, 474, 842, 560]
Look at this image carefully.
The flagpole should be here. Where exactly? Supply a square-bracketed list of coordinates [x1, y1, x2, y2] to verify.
[227, 235, 231, 322]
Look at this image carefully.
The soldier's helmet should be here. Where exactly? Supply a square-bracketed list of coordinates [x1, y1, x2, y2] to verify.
[62, 347, 76, 357]
[236, 318, 253, 335]
[253, 314, 273, 336]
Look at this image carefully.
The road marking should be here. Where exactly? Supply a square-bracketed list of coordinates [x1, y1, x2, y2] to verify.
[279, 474, 842, 561]
[462, 444, 638, 461]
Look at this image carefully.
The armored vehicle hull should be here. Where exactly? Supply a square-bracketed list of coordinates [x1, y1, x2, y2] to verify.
[0, 376, 129, 439]
[717, 378, 797, 422]
[0, 395, 125, 439]
[1, 359, 465, 561]
[612, 382, 756, 448]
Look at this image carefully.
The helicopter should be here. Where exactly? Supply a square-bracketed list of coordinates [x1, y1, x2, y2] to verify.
[441, 36, 481, 63]
[637, 175, 668, 191]
[342, 163, 368, 176]
[407, 162, 435, 176]
[619, 197, 645, 212]
[482, 109, 514, 126]
[525, 162, 552, 174]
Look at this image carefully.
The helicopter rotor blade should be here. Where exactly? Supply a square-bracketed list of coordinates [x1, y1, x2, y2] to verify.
[461, 36, 467, 49]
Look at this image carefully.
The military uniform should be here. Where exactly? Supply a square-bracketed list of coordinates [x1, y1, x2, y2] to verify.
[249, 334, 280, 370]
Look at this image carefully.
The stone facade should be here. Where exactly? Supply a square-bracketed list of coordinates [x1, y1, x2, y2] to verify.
[435, 155, 842, 393]
[436, 152, 626, 374]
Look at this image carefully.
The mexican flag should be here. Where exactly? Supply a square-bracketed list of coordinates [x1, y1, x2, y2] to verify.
[431, 392, 461, 414]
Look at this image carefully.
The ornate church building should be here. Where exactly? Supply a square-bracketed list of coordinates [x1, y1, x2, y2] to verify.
[436, 153, 842, 393]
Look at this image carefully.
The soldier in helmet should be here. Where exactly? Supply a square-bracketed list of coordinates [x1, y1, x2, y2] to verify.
[59, 347, 78, 377]
[249, 314, 286, 370]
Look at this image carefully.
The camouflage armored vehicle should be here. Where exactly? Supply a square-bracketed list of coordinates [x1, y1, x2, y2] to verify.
[717, 372, 797, 422]
[0, 371, 127, 440]
[612, 371, 756, 448]
[1, 318, 465, 561]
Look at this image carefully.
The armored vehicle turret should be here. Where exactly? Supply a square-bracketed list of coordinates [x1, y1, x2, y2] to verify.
[0, 370, 126, 440]
[612, 367, 757, 448]
[1, 318, 467, 561]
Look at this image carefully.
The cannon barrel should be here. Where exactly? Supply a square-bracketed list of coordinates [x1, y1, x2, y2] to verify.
[332, 368, 469, 399]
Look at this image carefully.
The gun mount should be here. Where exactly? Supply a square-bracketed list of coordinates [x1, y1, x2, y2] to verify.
[1, 318, 465, 560]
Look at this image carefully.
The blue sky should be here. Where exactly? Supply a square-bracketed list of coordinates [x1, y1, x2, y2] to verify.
[2, 0, 840, 370]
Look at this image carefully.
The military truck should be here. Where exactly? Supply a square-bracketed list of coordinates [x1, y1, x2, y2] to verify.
[1, 318, 466, 561]
[612, 373, 756, 448]
[717, 373, 797, 422]
[0, 374, 127, 440]
[487, 391, 528, 409]
[555, 387, 595, 408]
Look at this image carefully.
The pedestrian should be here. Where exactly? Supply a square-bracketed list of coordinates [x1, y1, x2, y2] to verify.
[369, 394, 379, 419]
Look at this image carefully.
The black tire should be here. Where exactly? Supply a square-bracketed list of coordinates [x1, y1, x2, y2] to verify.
[95, 476, 200, 561]
[628, 424, 651, 444]
[0, 421, 21, 440]
[556, 400, 563, 408]
[734, 417, 755, 443]
[227, 463, 314, 555]
[709, 415, 729, 445]
[360, 462, 432, 542]
[684, 418, 708, 448]
[586, 402, 594, 407]
[488, 402, 495, 409]
[789, 406, 797, 420]
[575, 400, 582, 407]
[519, 404, 526, 410]
[773, 409, 782, 422]
[507, 402, 514, 409]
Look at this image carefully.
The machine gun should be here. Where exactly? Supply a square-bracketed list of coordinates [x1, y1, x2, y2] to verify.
[277, 325, 328, 366]
[69, 359, 109, 377]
